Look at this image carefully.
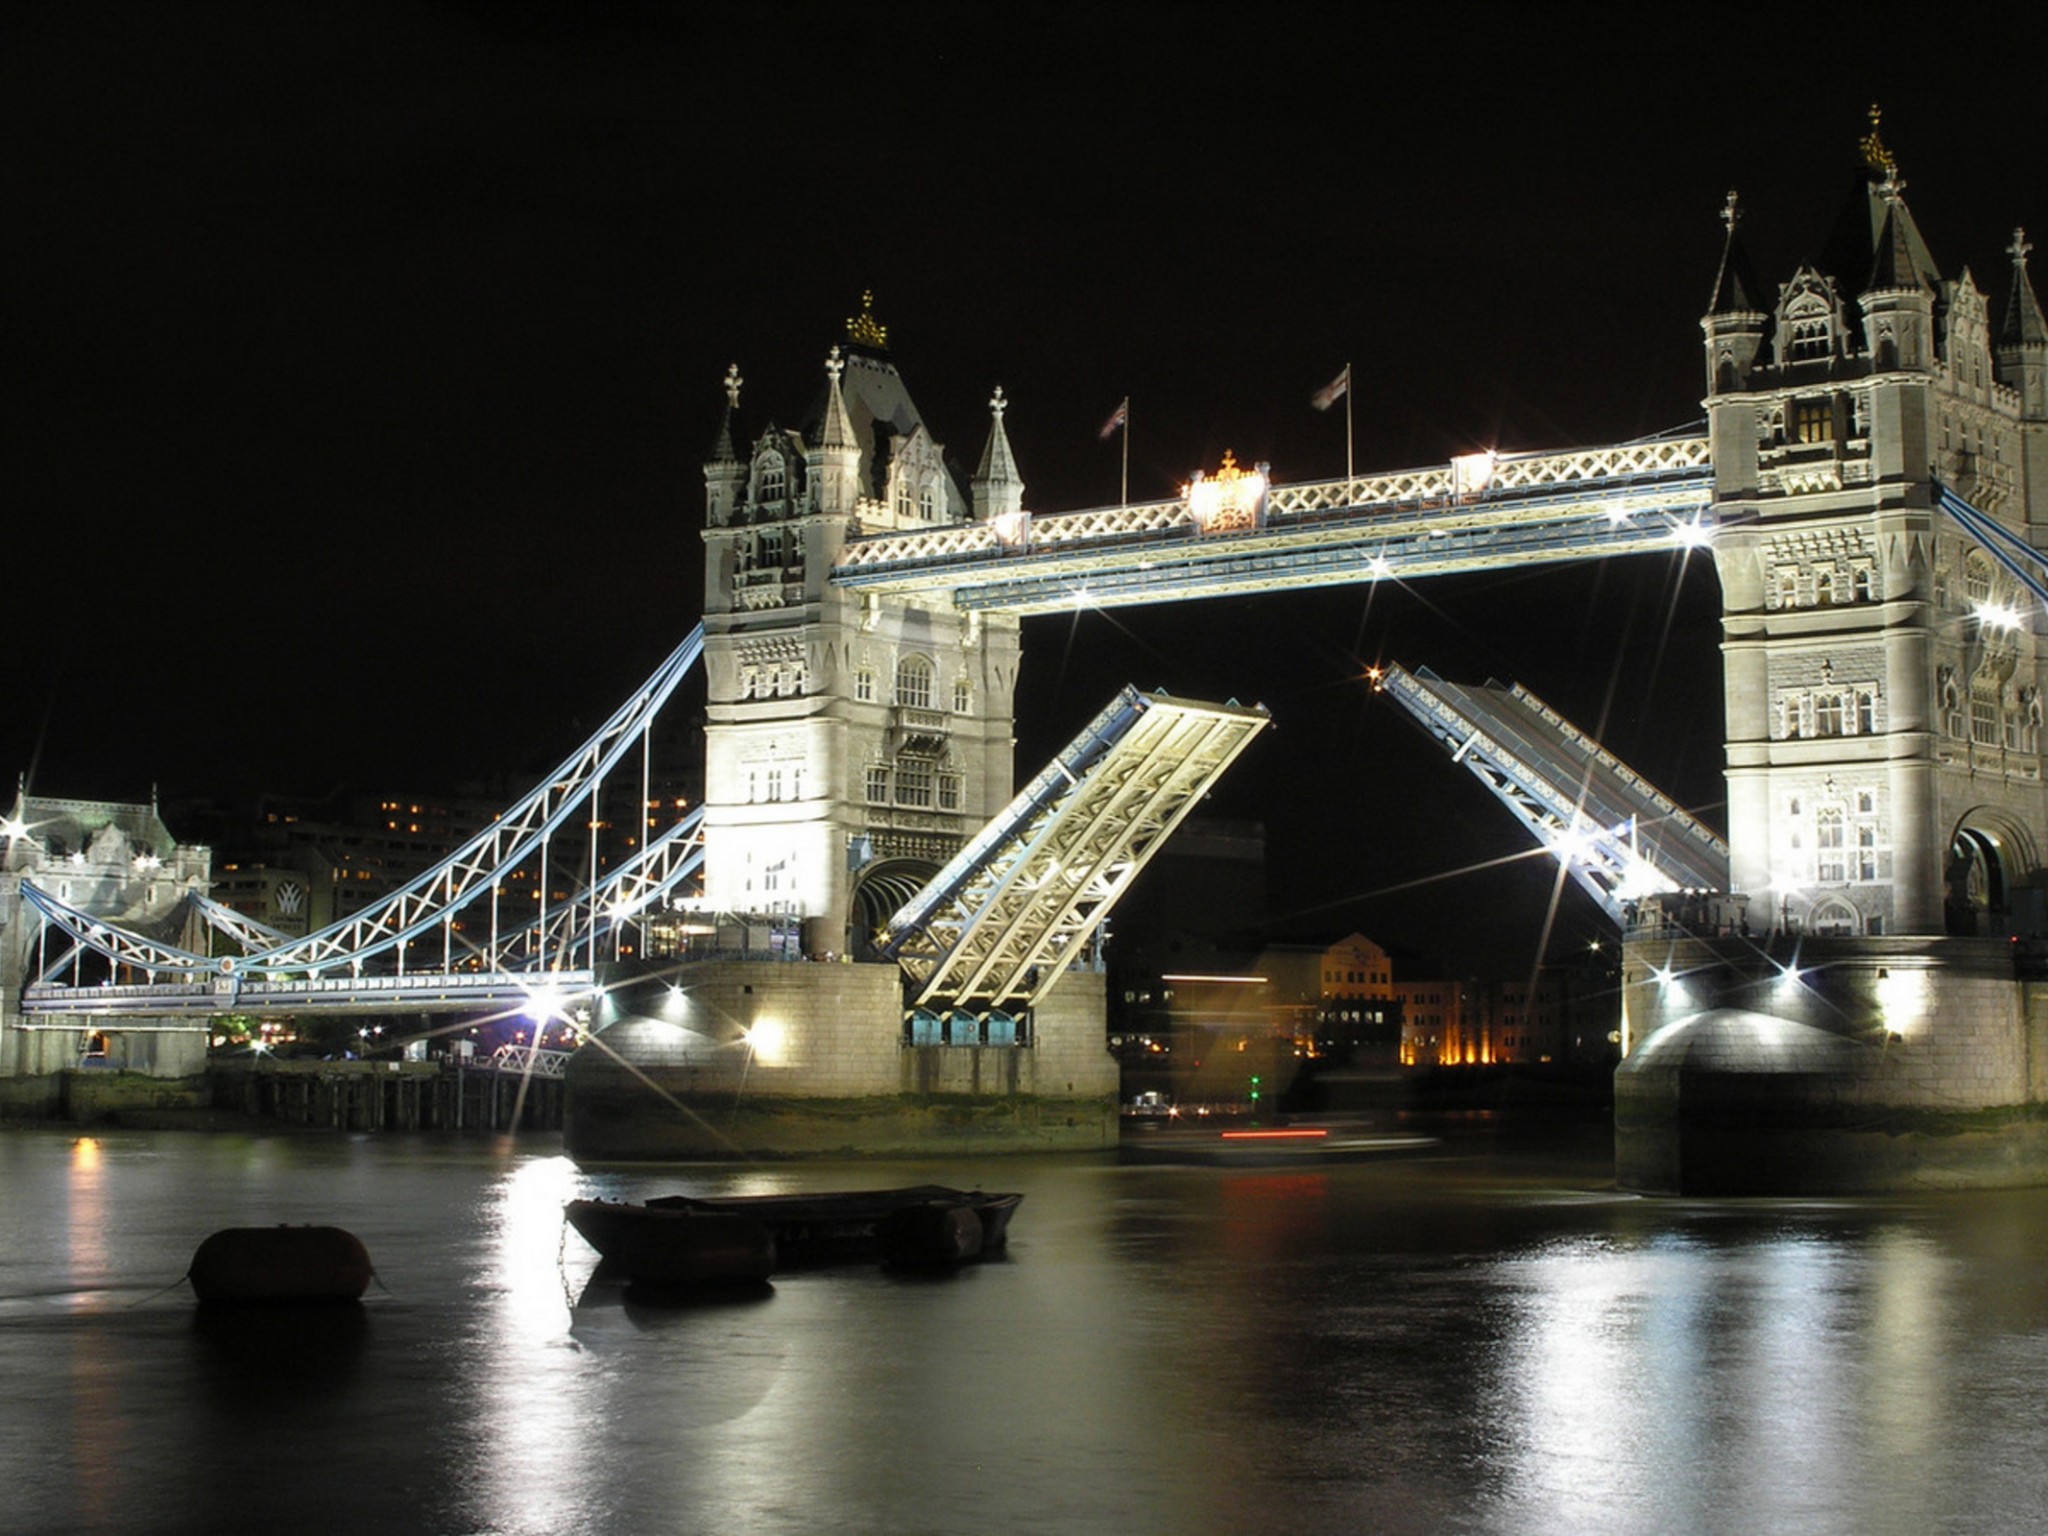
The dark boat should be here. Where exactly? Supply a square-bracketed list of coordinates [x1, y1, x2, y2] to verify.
[634, 1185, 1022, 1268]
[188, 1225, 373, 1304]
[564, 1200, 777, 1287]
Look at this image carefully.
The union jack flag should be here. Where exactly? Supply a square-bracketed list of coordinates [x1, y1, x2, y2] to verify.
[1098, 398, 1129, 440]
[1310, 365, 1350, 411]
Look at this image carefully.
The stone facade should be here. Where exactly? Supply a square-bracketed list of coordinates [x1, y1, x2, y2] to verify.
[1704, 135, 2048, 940]
[699, 319, 1024, 956]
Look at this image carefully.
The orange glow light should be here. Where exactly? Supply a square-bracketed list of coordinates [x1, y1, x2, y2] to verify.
[1219, 1128, 1329, 1141]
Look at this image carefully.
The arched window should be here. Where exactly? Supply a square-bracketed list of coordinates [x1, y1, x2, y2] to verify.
[919, 482, 936, 520]
[1815, 807, 1847, 881]
[895, 655, 934, 709]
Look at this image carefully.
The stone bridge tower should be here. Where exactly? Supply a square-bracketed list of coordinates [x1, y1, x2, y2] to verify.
[1617, 122, 2048, 1194]
[1704, 119, 2048, 940]
[698, 299, 1023, 955]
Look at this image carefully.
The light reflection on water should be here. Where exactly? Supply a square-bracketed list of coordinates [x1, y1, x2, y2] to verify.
[1, 1128, 2046, 1535]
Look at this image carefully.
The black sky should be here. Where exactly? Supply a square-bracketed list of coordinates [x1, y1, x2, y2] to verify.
[9, 3, 2044, 971]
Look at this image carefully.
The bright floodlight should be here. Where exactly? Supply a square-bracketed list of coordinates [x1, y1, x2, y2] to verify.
[522, 982, 565, 1025]
[1674, 517, 1714, 548]
[1547, 825, 1592, 865]
[1974, 600, 2023, 632]
[1451, 449, 1497, 497]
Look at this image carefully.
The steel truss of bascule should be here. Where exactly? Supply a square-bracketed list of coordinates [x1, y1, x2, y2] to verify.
[834, 434, 1718, 612]
[1375, 664, 1730, 924]
[15, 628, 710, 1018]
[876, 687, 1270, 1011]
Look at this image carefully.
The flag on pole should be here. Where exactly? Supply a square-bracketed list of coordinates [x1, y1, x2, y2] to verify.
[1310, 365, 1350, 412]
[1099, 397, 1129, 440]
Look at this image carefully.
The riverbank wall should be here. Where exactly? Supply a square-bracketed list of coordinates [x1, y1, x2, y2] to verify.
[0, 1059, 564, 1133]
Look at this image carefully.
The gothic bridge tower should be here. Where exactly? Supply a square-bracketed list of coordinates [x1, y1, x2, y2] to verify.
[699, 297, 1023, 955]
[1618, 119, 2048, 1194]
[1704, 117, 2048, 940]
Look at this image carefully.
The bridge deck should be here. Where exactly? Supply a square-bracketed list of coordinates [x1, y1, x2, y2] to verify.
[1378, 663, 1727, 922]
[880, 685, 1270, 1007]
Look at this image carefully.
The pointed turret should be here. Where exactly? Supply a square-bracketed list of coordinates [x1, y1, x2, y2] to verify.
[704, 363, 748, 527]
[1860, 176, 1937, 373]
[809, 346, 862, 515]
[1702, 191, 1770, 398]
[971, 386, 1025, 522]
[1997, 228, 2048, 421]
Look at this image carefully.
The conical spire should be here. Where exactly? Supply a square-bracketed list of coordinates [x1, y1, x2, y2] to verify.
[1707, 191, 1767, 315]
[2000, 228, 2048, 349]
[1865, 184, 1932, 294]
[818, 345, 857, 451]
[972, 386, 1025, 520]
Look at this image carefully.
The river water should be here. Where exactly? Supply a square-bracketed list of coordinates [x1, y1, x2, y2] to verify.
[2, 1121, 2045, 1536]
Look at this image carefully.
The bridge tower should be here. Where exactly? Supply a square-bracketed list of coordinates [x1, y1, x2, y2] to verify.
[1705, 123, 2048, 940]
[698, 298, 1022, 955]
[1617, 122, 2048, 1193]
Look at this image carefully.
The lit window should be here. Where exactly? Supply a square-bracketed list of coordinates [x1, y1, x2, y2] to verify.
[1794, 398, 1833, 444]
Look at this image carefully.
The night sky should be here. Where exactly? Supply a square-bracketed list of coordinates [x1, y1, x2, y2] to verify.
[10, 4, 2044, 971]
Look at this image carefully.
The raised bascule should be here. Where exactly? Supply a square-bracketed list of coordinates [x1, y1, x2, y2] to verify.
[6, 125, 2047, 1188]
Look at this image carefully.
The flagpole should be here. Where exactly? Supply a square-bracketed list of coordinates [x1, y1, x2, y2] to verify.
[1344, 361, 1353, 483]
[1121, 400, 1129, 505]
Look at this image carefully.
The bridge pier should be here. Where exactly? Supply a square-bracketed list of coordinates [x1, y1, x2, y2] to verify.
[564, 958, 1118, 1160]
[1617, 928, 2048, 1193]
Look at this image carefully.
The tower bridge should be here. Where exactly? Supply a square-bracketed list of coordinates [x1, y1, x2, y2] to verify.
[9, 133, 2048, 1187]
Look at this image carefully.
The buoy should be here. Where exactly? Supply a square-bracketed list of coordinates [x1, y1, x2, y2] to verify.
[188, 1225, 373, 1304]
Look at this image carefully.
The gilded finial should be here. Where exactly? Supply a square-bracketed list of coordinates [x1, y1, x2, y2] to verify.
[989, 385, 1007, 418]
[846, 290, 889, 350]
[723, 362, 743, 410]
[2011, 228, 2034, 269]
[1861, 103, 1897, 177]
[1721, 190, 1741, 233]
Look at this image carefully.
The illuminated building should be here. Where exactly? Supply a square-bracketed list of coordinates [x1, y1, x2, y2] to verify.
[698, 296, 1023, 954]
[0, 790, 211, 1078]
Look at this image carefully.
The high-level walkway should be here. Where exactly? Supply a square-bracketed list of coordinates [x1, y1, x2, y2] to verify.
[834, 434, 1716, 611]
